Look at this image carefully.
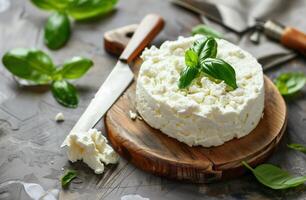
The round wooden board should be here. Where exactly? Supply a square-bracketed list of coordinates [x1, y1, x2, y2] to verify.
[105, 60, 287, 183]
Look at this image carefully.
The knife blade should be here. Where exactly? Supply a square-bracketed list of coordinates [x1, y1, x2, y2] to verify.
[61, 14, 165, 147]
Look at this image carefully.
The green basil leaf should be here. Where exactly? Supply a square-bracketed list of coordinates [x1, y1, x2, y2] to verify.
[51, 80, 78, 108]
[67, 0, 118, 20]
[31, 0, 70, 11]
[2, 48, 52, 84]
[288, 143, 306, 154]
[27, 50, 55, 75]
[191, 38, 207, 56]
[242, 161, 306, 190]
[201, 58, 237, 89]
[61, 170, 77, 188]
[55, 57, 93, 80]
[178, 67, 199, 89]
[185, 50, 198, 68]
[199, 37, 217, 60]
[44, 12, 71, 50]
[274, 72, 306, 96]
[192, 24, 223, 38]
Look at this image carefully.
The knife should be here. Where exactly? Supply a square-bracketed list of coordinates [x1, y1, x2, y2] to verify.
[61, 14, 164, 147]
[172, 0, 306, 56]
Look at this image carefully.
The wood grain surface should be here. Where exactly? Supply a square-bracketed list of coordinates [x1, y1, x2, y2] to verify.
[105, 59, 287, 183]
[1, 0, 306, 200]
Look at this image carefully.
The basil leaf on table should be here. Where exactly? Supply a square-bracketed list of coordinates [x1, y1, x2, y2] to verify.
[192, 24, 223, 38]
[185, 50, 198, 68]
[178, 67, 199, 89]
[55, 57, 93, 80]
[44, 12, 71, 50]
[61, 170, 77, 188]
[67, 0, 118, 20]
[51, 80, 79, 108]
[274, 72, 306, 96]
[201, 58, 237, 89]
[199, 37, 217, 60]
[288, 143, 306, 154]
[242, 161, 306, 190]
[2, 48, 52, 84]
[27, 50, 55, 75]
[30, 0, 70, 11]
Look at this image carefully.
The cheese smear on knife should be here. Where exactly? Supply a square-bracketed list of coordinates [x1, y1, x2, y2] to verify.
[136, 35, 264, 147]
[67, 129, 119, 174]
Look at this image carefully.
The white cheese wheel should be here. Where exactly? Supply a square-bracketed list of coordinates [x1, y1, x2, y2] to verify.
[136, 35, 264, 147]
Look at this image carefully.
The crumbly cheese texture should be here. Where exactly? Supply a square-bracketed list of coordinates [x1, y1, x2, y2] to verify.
[67, 129, 119, 174]
[136, 35, 264, 147]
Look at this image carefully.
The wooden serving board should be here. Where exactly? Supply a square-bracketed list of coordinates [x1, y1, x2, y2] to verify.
[105, 59, 287, 183]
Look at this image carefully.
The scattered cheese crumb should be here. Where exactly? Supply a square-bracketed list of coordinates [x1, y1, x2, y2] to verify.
[129, 110, 137, 120]
[55, 112, 64, 122]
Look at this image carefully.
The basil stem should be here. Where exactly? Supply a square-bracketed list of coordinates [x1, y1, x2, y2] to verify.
[61, 170, 77, 188]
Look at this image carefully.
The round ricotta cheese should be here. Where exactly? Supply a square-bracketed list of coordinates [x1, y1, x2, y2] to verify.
[136, 35, 264, 147]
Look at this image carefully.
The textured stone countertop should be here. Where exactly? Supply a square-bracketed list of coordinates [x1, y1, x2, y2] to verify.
[0, 0, 306, 199]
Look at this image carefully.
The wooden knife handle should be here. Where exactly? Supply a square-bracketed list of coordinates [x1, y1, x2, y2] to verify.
[119, 14, 165, 63]
[281, 27, 306, 55]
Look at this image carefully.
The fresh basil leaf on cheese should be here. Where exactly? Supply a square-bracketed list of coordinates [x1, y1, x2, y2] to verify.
[199, 37, 217, 60]
[67, 0, 118, 20]
[242, 161, 306, 190]
[2, 48, 52, 84]
[61, 170, 77, 188]
[201, 58, 237, 89]
[191, 38, 206, 56]
[288, 143, 306, 154]
[185, 50, 198, 68]
[44, 12, 71, 50]
[55, 57, 93, 80]
[274, 72, 306, 96]
[192, 24, 223, 38]
[51, 80, 79, 108]
[178, 67, 199, 89]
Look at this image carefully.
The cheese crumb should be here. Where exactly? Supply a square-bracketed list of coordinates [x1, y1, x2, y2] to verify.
[129, 110, 137, 120]
[55, 112, 64, 122]
[67, 129, 119, 174]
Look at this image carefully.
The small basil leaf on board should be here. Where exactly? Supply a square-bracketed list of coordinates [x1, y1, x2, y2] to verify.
[242, 161, 306, 190]
[56, 57, 93, 80]
[192, 24, 223, 38]
[27, 50, 55, 75]
[61, 170, 77, 188]
[67, 0, 118, 21]
[31, 0, 70, 11]
[288, 143, 306, 154]
[201, 58, 237, 89]
[2, 48, 51, 84]
[274, 72, 306, 96]
[51, 80, 78, 108]
[185, 50, 198, 68]
[44, 12, 71, 50]
[178, 67, 199, 89]
[199, 37, 217, 61]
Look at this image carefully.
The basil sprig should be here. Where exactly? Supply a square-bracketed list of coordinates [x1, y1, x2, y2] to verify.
[274, 72, 306, 96]
[61, 170, 77, 188]
[178, 37, 237, 90]
[192, 25, 223, 38]
[288, 143, 306, 154]
[2, 48, 93, 108]
[31, 0, 118, 49]
[242, 161, 306, 190]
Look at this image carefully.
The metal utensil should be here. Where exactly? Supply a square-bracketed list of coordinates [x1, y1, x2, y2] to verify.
[61, 14, 164, 146]
[172, 0, 306, 56]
